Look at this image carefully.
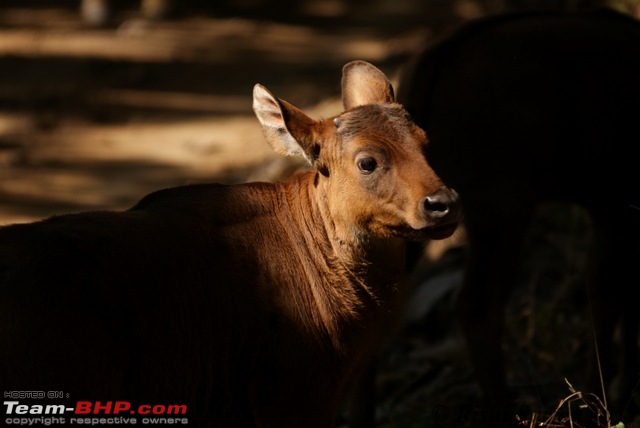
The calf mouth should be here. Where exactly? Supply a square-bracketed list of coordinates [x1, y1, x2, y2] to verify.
[390, 219, 459, 241]
[424, 222, 459, 240]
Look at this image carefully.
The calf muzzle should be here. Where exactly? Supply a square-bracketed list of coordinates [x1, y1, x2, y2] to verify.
[422, 188, 460, 221]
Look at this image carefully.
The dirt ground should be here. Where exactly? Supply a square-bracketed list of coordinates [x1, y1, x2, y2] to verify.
[0, 1, 455, 225]
[1, 2, 637, 428]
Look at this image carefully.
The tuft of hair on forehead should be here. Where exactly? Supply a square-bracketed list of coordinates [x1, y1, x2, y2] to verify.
[336, 103, 413, 140]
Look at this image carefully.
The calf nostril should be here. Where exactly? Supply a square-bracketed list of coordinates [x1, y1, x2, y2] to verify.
[423, 194, 450, 218]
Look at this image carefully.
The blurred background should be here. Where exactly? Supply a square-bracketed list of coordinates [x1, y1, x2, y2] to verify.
[1, 1, 638, 427]
[2, 0, 638, 226]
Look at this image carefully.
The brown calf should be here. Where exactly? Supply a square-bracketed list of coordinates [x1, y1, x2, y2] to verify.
[398, 8, 640, 426]
[0, 61, 460, 427]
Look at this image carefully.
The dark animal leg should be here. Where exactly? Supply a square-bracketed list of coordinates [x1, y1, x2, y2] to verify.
[456, 212, 532, 427]
[587, 207, 640, 422]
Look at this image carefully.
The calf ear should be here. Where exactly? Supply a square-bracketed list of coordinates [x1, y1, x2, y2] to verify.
[342, 60, 395, 110]
[253, 84, 316, 164]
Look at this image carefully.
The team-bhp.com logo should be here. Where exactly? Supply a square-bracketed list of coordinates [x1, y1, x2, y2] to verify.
[4, 396, 189, 426]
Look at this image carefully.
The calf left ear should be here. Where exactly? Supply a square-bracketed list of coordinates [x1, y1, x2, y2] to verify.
[253, 84, 317, 164]
[342, 60, 395, 110]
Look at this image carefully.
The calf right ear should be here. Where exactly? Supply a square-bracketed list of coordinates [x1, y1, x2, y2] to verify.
[253, 84, 317, 164]
[342, 60, 395, 110]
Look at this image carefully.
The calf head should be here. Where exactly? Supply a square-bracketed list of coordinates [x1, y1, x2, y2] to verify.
[253, 60, 460, 241]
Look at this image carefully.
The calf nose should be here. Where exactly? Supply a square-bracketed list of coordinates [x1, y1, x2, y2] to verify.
[422, 189, 459, 219]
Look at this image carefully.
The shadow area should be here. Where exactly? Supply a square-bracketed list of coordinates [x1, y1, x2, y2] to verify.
[0, 1, 436, 224]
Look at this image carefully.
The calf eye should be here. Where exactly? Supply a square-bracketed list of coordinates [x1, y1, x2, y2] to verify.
[357, 157, 377, 174]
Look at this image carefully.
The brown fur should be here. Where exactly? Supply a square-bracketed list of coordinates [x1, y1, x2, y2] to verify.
[398, 8, 640, 426]
[0, 61, 460, 427]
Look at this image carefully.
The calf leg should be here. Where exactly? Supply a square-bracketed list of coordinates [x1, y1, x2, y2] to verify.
[347, 357, 378, 428]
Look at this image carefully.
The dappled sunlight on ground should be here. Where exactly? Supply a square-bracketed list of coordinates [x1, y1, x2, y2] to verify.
[0, 2, 433, 224]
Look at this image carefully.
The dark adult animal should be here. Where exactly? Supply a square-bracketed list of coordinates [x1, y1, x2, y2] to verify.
[398, 8, 640, 425]
[0, 61, 461, 427]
